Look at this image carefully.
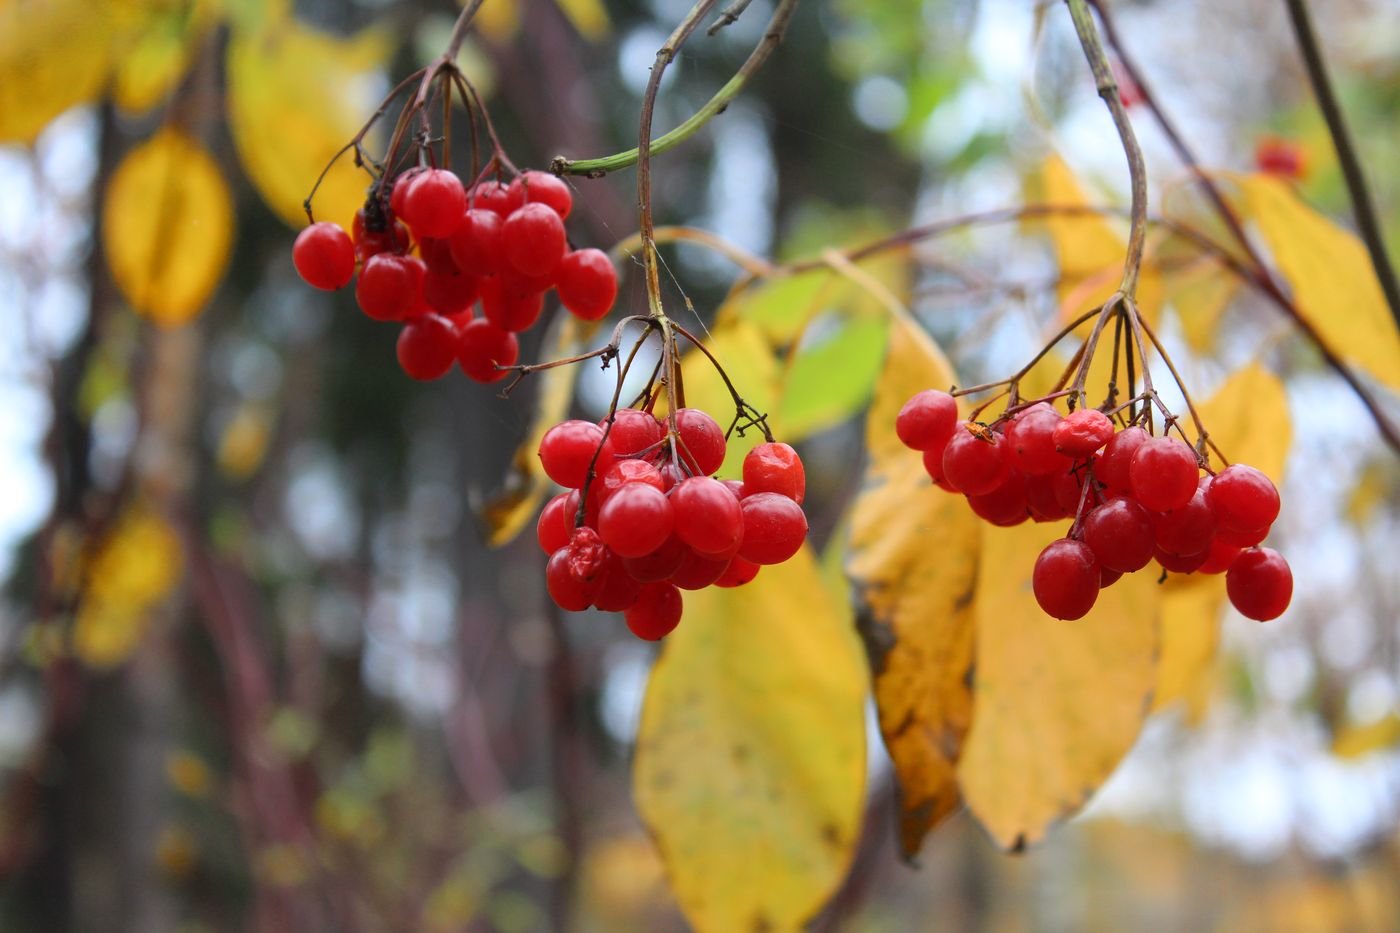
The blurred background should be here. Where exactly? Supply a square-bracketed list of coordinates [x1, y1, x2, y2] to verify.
[1, 0, 1399, 929]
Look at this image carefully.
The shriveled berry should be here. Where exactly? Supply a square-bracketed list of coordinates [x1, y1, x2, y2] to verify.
[353, 206, 410, 261]
[449, 209, 504, 277]
[510, 170, 573, 218]
[674, 409, 726, 476]
[556, 249, 618, 321]
[1129, 436, 1200, 512]
[1206, 464, 1280, 534]
[1226, 547, 1292, 621]
[941, 424, 1007, 496]
[1005, 405, 1068, 476]
[546, 548, 597, 611]
[599, 484, 675, 558]
[966, 471, 1030, 526]
[1033, 538, 1100, 620]
[671, 476, 744, 556]
[1082, 496, 1155, 572]
[501, 203, 567, 278]
[539, 420, 606, 489]
[400, 168, 466, 238]
[1054, 409, 1115, 458]
[1097, 426, 1148, 493]
[625, 582, 683, 640]
[396, 314, 458, 380]
[598, 459, 665, 502]
[737, 493, 807, 565]
[456, 319, 519, 382]
[742, 442, 805, 503]
[896, 390, 958, 452]
[293, 222, 355, 290]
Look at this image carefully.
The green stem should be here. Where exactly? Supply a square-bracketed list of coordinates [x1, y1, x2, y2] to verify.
[553, 0, 798, 177]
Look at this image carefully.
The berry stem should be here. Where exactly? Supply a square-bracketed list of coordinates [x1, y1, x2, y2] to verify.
[671, 321, 774, 442]
[1085, 0, 1400, 456]
[499, 315, 653, 397]
[1134, 312, 1229, 467]
[1064, 0, 1148, 300]
[552, 0, 799, 178]
[610, 225, 776, 278]
[1282, 0, 1400, 330]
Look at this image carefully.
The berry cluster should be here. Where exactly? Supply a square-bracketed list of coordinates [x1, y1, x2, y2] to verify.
[535, 407, 808, 640]
[292, 168, 619, 382]
[897, 390, 1293, 622]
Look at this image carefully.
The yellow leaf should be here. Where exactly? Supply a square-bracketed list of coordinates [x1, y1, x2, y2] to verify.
[228, 19, 388, 231]
[1196, 362, 1291, 480]
[469, 0, 519, 42]
[634, 546, 867, 932]
[1332, 713, 1400, 760]
[217, 403, 272, 480]
[481, 317, 590, 547]
[1239, 174, 1400, 392]
[1169, 258, 1239, 353]
[103, 127, 233, 326]
[74, 503, 183, 667]
[1036, 154, 1163, 323]
[554, 0, 609, 40]
[847, 313, 980, 855]
[957, 521, 1160, 850]
[1152, 576, 1225, 718]
[0, 0, 114, 143]
[112, 0, 220, 114]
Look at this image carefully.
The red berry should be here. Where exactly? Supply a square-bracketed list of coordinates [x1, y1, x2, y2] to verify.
[1082, 496, 1155, 573]
[1129, 436, 1199, 512]
[1051, 467, 1088, 515]
[742, 442, 805, 503]
[598, 459, 665, 502]
[478, 274, 545, 332]
[1004, 405, 1069, 476]
[715, 557, 760, 588]
[1054, 409, 1115, 458]
[1226, 547, 1292, 621]
[656, 460, 686, 491]
[546, 548, 597, 611]
[942, 424, 1007, 496]
[293, 222, 355, 290]
[966, 471, 1030, 526]
[1206, 464, 1280, 535]
[622, 535, 688, 583]
[400, 168, 466, 238]
[501, 203, 567, 278]
[625, 583, 683, 640]
[396, 314, 458, 380]
[592, 554, 642, 612]
[720, 479, 745, 499]
[1033, 538, 1100, 620]
[1025, 472, 1073, 522]
[674, 409, 727, 476]
[510, 170, 573, 219]
[922, 445, 957, 492]
[1216, 523, 1269, 548]
[1155, 546, 1209, 574]
[418, 236, 460, 275]
[469, 179, 521, 215]
[896, 390, 958, 452]
[1255, 137, 1307, 180]
[1153, 484, 1217, 557]
[600, 408, 664, 458]
[737, 493, 807, 565]
[449, 209, 504, 277]
[669, 549, 732, 590]
[599, 484, 675, 558]
[671, 476, 744, 556]
[537, 492, 572, 554]
[457, 319, 519, 383]
[1097, 426, 1147, 492]
[356, 254, 425, 321]
[1198, 537, 1242, 575]
[539, 420, 606, 489]
[1100, 567, 1123, 588]
[423, 269, 479, 315]
[555, 249, 618, 321]
[353, 206, 411, 261]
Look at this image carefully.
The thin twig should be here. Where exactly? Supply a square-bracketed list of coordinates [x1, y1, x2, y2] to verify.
[1282, 0, 1400, 329]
